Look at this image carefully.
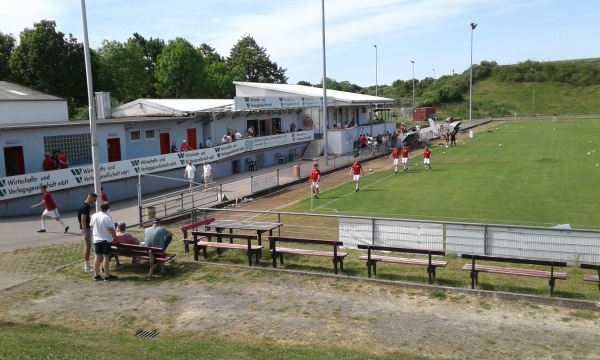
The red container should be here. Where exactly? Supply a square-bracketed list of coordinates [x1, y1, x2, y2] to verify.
[412, 107, 436, 121]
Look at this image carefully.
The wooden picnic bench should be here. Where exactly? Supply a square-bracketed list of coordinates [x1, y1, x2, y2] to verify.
[191, 231, 262, 266]
[110, 243, 175, 277]
[580, 263, 600, 290]
[181, 217, 215, 253]
[269, 236, 348, 274]
[357, 244, 447, 284]
[276, 153, 287, 164]
[461, 254, 567, 296]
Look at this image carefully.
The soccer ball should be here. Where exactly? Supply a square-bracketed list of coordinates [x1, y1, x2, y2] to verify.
[499, 144, 503, 147]
[369, 168, 373, 172]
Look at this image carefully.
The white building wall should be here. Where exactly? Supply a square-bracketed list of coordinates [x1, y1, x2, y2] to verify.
[0, 101, 68, 124]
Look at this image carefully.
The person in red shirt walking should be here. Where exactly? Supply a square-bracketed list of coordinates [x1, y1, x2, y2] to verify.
[309, 163, 321, 199]
[390, 147, 400, 174]
[423, 146, 432, 171]
[42, 153, 56, 171]
[31, 185, 69, 233]
[401, 145, 410, 171]
[350, 160, 365, 192]
[360, 134, 367, 149]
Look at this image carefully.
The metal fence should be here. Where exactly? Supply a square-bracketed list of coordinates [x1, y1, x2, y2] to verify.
[193, 208, 600, 265]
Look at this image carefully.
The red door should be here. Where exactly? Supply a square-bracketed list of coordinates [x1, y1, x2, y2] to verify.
[3, 146, 25, 176]
[186, 128, 197, 149]
[159, 133, 171, 154]
[107, 138, 121, 162]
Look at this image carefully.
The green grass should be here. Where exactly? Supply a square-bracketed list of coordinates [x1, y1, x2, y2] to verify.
[286, 119, 600, 229]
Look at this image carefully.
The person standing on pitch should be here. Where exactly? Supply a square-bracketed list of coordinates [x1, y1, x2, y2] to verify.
[350, 160, 365, 192]
[201, 160, 213, 191]
[423, 147, 432, 171]
[401, 145, 410, 171]
[184, 160, 196, 191]
[390, 147, 400, 174]
[90, 202, 118, 281]
[32, 184, 69, 233]
[309, 163, 321, 199]
[450, 131, 457, 147]
[445, 130, 450, 147]
[78, 192, 97, 272]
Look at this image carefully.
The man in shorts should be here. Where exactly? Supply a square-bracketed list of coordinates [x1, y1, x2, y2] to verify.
[90, 202, 118, 281]
[309, 163, 321, 199]
[77, 192, 98, 272]
[350, 160, 365, 192]
[31, 185, 69, 233]
[401, 145, 410, 171]
[202, 160, 213, 191]
[390, 147, 400, 174]
[423, 146, 432, 171]
[184, 160, 196, 191]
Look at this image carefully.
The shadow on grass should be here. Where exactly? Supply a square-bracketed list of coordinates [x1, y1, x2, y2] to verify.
[112, 260, 202, 283]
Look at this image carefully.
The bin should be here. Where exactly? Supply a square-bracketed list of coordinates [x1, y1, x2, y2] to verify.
[293, 165, 299, 177]
[469, 130, 474, 139]
[289, 153, 294, 162]
[146, 206, 156, 220]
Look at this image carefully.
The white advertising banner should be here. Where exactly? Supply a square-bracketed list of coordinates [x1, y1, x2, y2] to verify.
[0, 131, 314, 201]
[234, 96, 334, 109]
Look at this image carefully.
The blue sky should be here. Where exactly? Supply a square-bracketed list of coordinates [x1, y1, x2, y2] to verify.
[1, 0, 599, 88]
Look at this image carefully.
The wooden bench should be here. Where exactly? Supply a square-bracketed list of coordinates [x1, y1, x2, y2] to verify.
[269, 236, 348, 274]
[192, 231, 262, 266]
[580, 263, 600, 290]
[357, 244, 447, 284]
[247, 158, 257, 171]
[110, 243, 175, 277]
[181, 217, 215, 253]
[276, 153, 287, 164]
[461, 254, 567, 296]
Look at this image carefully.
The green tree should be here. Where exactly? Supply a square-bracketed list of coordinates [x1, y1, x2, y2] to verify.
[204, 62, 246, 99]
[97, 40, 150, 102]
[154, 37, 206, 98]
[0, 32, 16, 80]
[228, 35, 287, 83]
[129, 33, 165, 97]
[198, 43, 224, 64]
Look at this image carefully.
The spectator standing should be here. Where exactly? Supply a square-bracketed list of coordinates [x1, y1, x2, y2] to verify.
[170, 141, 179, 153]
[309, 163, 321, 199]
[390, 147, 400, 174]
[290, 122, 296, 132]
[450, 131, 457, 147]
[31, 185, 69, 233]
[401, 145, 410, 171]
[90, 202, 118, 281]
[42, 153, 56, 171]
[143, 218, 173, 251]
[361, 134, 367, 149]
[205, 136, 213, 147]
[77, 192, 97, 272]
[445, 130, 450, 147]
[56, 150, 69, 169]
[101, 187, 108, 202]
[235, 129, 242, 140]
[201, 161, 213, 191]
[247, 125, 255, 137]
[184, 160, 196, 191]
[180, 140, 191, 151]
[350, 160, 365, 192]
[423, 147, 432, 171]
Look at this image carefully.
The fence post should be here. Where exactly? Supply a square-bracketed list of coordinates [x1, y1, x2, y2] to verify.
[277, 169, 280, 185]
[277, 212, 282, 236]
[137, 174, 142, 224]
[371, 217, 376, 245]
[163, 195, 167, 217]
[250, 175, 253, 193]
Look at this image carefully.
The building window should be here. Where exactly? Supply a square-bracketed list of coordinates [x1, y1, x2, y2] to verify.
[130, 130, 141, 141]
[145, 129, 155, 140]
[44, 133, 91, 164]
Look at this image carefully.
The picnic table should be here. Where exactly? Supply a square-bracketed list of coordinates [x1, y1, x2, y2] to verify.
[206, 219, 282, 246]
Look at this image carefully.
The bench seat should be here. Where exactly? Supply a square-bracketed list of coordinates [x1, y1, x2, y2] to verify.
[196, 241, 263, 266]
[111, 243, 175, 277]
[461, 264, 567, 280]
[358, 254, 448, 268]
[275, 247, 349, 259]
[269, 236, 347, 274]
[191, 231, 261, 266]
[583, 274, 600, 283]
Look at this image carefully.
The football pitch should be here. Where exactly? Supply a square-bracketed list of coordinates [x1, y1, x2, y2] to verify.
[286, 119, 600, 229]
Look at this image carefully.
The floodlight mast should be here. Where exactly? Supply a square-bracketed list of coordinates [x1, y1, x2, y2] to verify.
[469, 22, 477, 123]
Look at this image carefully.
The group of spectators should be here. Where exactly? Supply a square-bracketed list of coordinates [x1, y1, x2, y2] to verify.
[42, 150, 69, 171]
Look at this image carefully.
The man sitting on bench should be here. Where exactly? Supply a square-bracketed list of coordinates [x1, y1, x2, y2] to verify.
[142, 218, 173, 251]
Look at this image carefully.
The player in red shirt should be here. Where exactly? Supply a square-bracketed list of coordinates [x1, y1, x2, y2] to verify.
[55, 150, 69, 169]
[390, 147, 400, 174]
[31, 185, 69, 233]
[401, 145, 410, 171]
[423, 146, 432, 171]
[309, 163, 321, 199]
[42, 153, 56, 171]
[350, 160, 365, 192]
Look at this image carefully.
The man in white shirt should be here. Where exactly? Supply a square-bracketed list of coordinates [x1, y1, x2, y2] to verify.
[235, 130, 242, 140]
[90, 202, 118, 281]
[184, 160, 196, 191]
[202, 161, 213, 191]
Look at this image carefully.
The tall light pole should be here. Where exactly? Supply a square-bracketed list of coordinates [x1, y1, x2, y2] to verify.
[432, 68, 435, 83]
[373, 45, 378, 96]
[411, 60, 415, 108]
[321, 0, 329, 165]
[469, 22, 477, 123]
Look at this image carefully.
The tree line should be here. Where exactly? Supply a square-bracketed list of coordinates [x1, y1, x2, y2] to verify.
[0, 20, 287, 118]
